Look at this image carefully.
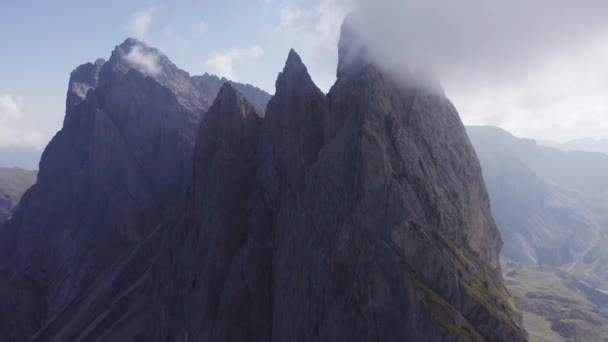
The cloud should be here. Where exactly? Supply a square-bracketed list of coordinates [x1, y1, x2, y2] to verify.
[204, 45, 264, 81]
[348, 0, 608, 76]
[451, 35, 608, 141]
[277, 7, 303, 30]
[125, 45, 162, 76]
[271, 0, 350, 91]
[0, 94, 46, 150]
[0, 94, 24, 119]
[337, 0, 608, 141]
[127, 7, 154, 39]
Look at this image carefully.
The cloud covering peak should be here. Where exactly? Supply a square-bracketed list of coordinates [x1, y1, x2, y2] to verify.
[342, 0, 608, 141]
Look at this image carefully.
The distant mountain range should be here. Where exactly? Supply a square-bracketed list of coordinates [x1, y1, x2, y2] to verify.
[540, 138, 608, 156]
[468, 126, 608, 287]
[468, 126, 608, 341]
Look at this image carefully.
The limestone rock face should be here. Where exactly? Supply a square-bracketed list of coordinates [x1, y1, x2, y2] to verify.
[0, 39, 269, 342]
[0, 26, 524, 341]
[165, 27, 525, 341]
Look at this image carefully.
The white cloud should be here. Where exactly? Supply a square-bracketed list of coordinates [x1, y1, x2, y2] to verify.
[125, 45, 162, 76]
[126, 7, 154, 39]
[277, 7, 303, 30]
[273, 0, 608, 141]
[0, 94, 46, 150]
[340, 0, 608, 141]
[204, 45, 264, 81]
[306, 0, 350, 84]
[452, 34, 608, 142]
[0, 94, 24, 119]
[273, 0, 351, 91]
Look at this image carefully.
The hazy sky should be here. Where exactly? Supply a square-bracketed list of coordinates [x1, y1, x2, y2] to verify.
[1, 0, 608, 168]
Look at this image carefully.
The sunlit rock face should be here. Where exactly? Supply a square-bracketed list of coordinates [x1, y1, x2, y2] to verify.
[0, 22, 524, 342]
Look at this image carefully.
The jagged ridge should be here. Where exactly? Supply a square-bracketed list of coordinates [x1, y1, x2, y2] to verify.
[0, 27, 524, 342]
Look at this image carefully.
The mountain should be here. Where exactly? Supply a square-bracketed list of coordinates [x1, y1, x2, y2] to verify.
[0, 38, 269, 342]
[467, 126, 608, 340]
[0, 22, 524, 341]
[539, 137, 608, 156]
[467, 126, 608, 287]
[0, 167, 36, 225]
[469, 126, 608, 194]
[191, 73, 271, 116]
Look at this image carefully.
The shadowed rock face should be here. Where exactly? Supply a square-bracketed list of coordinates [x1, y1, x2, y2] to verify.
[162, 23, 525, 341]
[0, 39, 270, 342]
[191, 73, 271, 116]
[0, 38, 208, 341]
[0, 24, 524, 342]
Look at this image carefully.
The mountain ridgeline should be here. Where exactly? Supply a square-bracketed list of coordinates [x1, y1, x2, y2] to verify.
[0, 21, 525, 341]
[468, 126, 608, 340]
[468, 126, 608, 287]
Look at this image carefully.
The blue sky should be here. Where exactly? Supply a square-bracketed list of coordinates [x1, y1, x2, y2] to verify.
[2, 0, 608, 169]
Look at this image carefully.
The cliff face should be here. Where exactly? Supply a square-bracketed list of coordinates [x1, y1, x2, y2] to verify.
[0, 39, 270, 342]
[0, 24, 524, 342]
[0, 39, 206, 341]
[163, 24, 525, 341]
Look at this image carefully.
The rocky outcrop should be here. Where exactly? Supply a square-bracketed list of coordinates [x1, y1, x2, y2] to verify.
[163, 23, 525, 341]
[0, 168, 36, 226]
[0, 38, 207, 341]
[0, 23, 524, 341]
[191, 73, 271, 116]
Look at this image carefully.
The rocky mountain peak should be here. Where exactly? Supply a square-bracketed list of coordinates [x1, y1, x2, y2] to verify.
[274, 48, 324, 109]
[0, 22, 525, 342]
[285, 49, 304, 70]
[104, 38, 170, 78]
[212, 83, 260, 121]
[256, 50, 326, 207]
[337, 15, 373, 79]
[274, 49, 318, 97]
[191, 73, 272, 116]
[66, 58, 105, 107]
[195, 83, 261, 169]
[96, 38, 209, 111]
